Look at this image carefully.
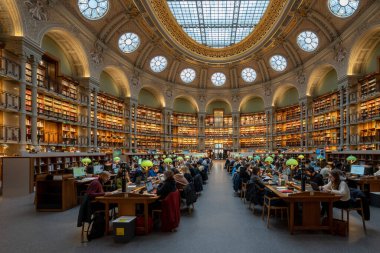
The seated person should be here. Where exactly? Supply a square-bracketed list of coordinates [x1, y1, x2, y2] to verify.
[86, 171, 113, 211]
[148, 166, 159, 177]
[248, 166, 266, 205]
[131, 164, 145, 184]
[157, 170, 177, 200]
[180, 165, 193, 183]
[172, 168, 189, 190]
[320, 169, 351, 216]
[305, 167, 324, 186]
[239, 164, 251, 183]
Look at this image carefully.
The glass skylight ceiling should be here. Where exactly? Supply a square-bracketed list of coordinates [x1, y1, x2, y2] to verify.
[167, 0, 270, 48]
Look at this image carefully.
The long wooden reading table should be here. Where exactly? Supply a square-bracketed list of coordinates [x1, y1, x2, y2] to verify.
[265, 184, 342, 234]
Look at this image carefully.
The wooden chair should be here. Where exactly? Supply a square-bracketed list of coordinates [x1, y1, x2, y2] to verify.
[261, 195, 288, 228]
[339, 198, 367, 234]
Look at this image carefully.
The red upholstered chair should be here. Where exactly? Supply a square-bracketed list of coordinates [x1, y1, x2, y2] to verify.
[161, 190, 181, 232]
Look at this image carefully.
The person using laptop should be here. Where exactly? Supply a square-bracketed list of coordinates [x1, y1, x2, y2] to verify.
[320, 169, 351, 216]
[86, 171, 113, 199]
[157, 170, 177, 200]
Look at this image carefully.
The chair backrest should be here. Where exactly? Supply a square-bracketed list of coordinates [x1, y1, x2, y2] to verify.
[161, 190, 181, 232]
[77, 194, 92, 227]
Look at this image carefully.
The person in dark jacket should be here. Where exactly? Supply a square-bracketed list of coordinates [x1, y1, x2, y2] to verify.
[305, 167, 324, 186]
[157, 170, 177, 200]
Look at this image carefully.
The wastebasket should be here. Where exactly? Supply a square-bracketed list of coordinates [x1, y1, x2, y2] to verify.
[112, 216, 136, 243]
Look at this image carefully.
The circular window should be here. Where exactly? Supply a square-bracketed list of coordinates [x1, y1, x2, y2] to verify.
[297, 31, 319, 52]
[328, 0, 359, 18]
[118, 33, 140, 53]
[241, 68, 257, 83]
[150, 56, 168, 73]
[180, 68, 196, 83]
[78, 0, 109, 20]
[211, 72, 226, 86]
[269, 55, 287, 72]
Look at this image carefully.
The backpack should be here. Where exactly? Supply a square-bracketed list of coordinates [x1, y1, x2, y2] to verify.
[87, 212, 105, 241]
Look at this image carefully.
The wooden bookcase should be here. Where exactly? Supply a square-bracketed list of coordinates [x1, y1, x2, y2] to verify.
[239, 112, 267, 149]
[171, 113, 198, 151]
[328, 150, 380, 167]
[36, 174, 77, 211]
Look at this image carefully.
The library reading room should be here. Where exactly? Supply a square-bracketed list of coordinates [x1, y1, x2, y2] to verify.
[1, 0, 380, 252]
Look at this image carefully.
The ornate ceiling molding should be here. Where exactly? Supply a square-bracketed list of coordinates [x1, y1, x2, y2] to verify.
[140, 0, 298, 64]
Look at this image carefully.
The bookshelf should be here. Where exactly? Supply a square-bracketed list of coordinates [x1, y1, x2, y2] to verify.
[328, 150, 380, 167]
[313, 91, 340, 115]
[92, 92, 124, 115]
[37, 93, 78, 122]
[358, 73, 380, 99]
[239, 112, 267, 148]
[171, 113, 198, 151]
[274, 105, 301, 147]
[59, 76, 78, 100]
[134, 106, 163, 150]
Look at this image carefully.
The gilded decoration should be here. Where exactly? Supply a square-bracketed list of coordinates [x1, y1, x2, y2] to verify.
[148, 0, 289, 59]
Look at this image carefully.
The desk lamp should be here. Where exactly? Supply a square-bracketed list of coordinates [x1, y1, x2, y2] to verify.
[254, 155, 261, 162]
[279, 154, 284, 159]
[164, 157, 173, 165]
[346, 155, 357, 164]
[113, 157, 121, 164]
[248, 155, 253, 161]
[162, 155, 166, 159]
[141, 160, 153, 175]
[176, 156, 184, 162]
[264, 156, 273, 164]
[298, 154, 304, 161]
[81, 157, 92, 166]
[185, 155, 190, 161]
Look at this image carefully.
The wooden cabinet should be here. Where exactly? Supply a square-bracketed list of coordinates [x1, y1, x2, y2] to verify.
[36, 174, 77, 211]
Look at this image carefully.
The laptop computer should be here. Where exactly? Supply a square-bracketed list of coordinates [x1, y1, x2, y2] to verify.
[145, 181, 154, 193]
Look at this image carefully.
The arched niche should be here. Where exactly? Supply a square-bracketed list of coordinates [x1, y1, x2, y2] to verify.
[348, 25, 380, 75]
[99, 71, 121, 97]
[364, 41, 380, 74]
[311, 69, 338, 97]
[39, 28, 90, 77]
[275, 87, 299, 108]
[173, 97, 197, 114]
[206, 100, 232, 114]
[41, 35, 73, 77]
[138, 88, 162, 109]
[240, 97, 264, 113]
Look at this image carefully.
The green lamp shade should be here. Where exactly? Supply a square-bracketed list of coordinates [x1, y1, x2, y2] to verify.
[317, 155, 325, 160]
[279, 154, 284, 158]
[298, 154, 305, 160]
[346, 155, 357, 163]
[248, 155, 253, 160]
[177, 156, 184, 161]
[265, 156, 274, 164]
[254, 155, 261, 161]
[164, 158, 173, 164]
[141, 160, 153, 168]
[168, 154, 172, 158]
[286, 158, 299, 167]
[154, 155, 159, 159]
[185, 155, 190, 159]
[162, 155, 166, 158]
[81, 157, 92, 165]
[271, 154, 275, 158]
[113, 157, 121, 163]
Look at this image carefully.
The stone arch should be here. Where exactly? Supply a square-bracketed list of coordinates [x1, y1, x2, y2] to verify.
[38, 27, 90, 77]
[102, 66, 130, 98]
[239, 95, 265, 112]
[138, 85, 165, 108]
[306, 64, 338, 97]
[0, 0, 24, 36]
[205, 98, 232, 114]
[347, 24, 380, 75]
[272, 83, 299, 107]
[172, 95, 199, 113]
